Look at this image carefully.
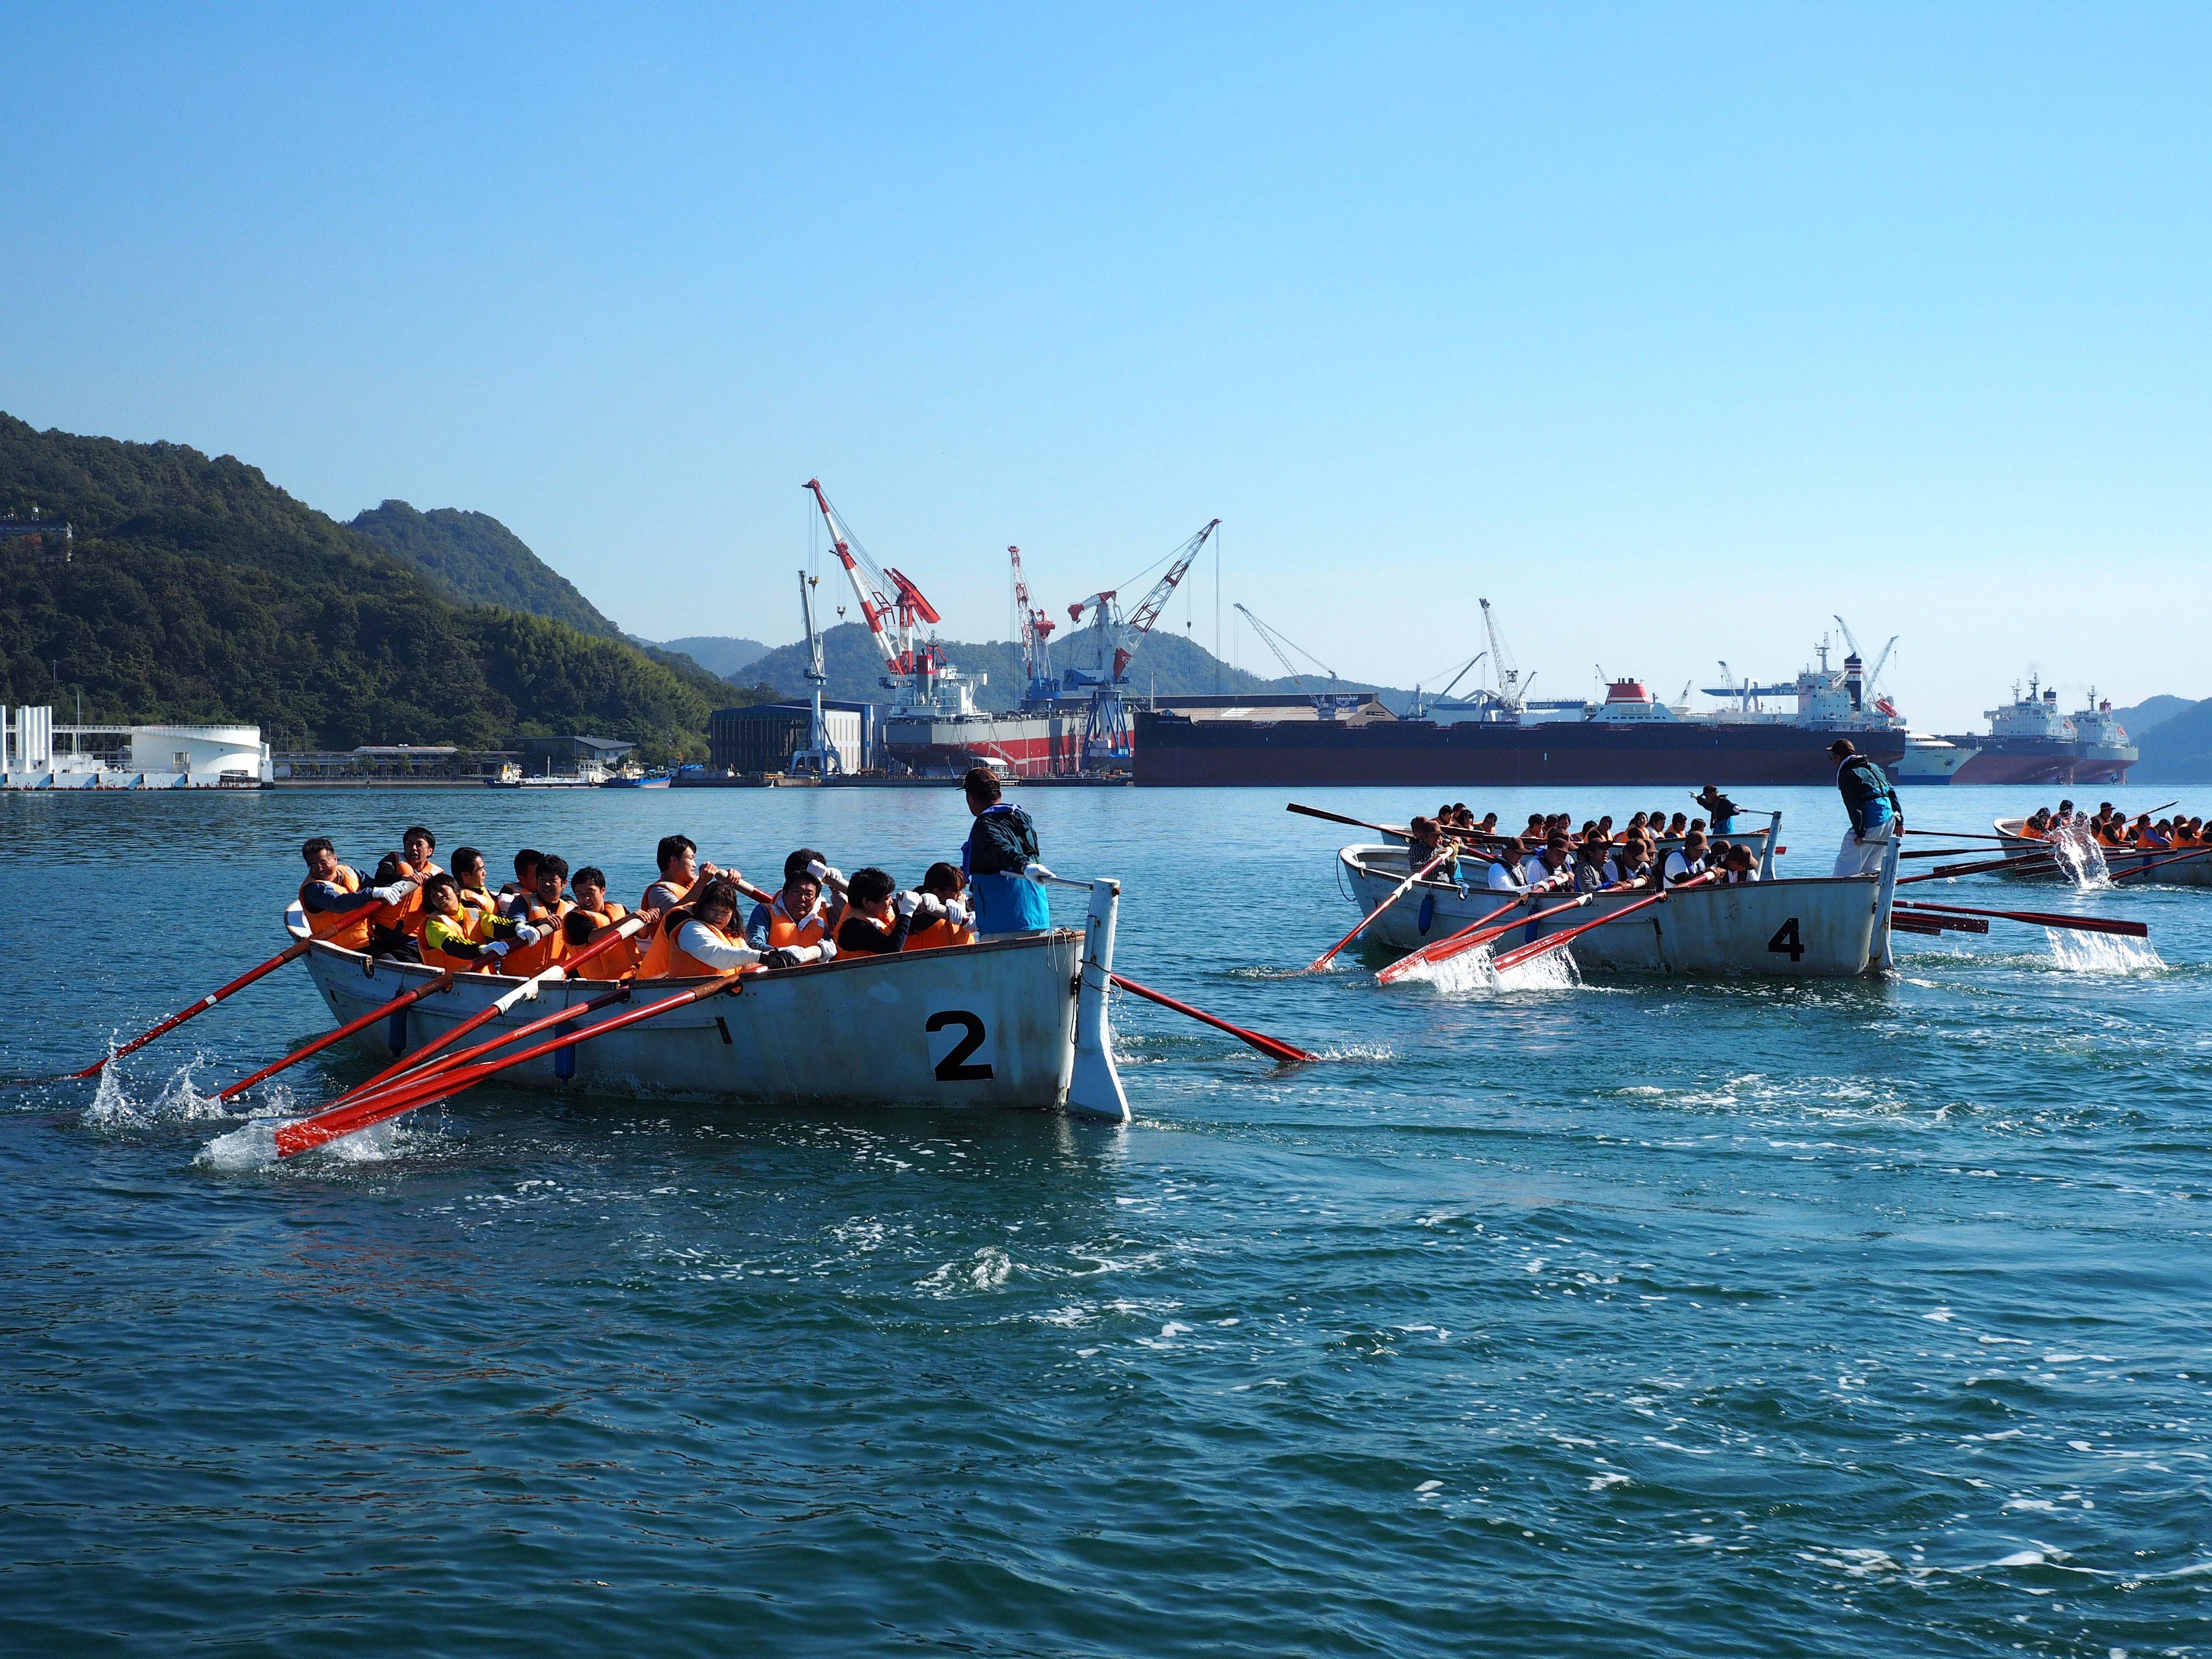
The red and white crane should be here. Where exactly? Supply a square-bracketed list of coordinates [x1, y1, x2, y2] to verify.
[1064, 517, 1220, 688]
[805, 478, 957, 710]
[1009, 543, 1057, 702]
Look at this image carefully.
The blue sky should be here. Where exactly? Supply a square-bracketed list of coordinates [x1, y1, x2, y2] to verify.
[4, 4, 2208, 728]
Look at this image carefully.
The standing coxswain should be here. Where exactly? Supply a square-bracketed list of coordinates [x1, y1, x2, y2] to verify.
[961, 767, 1051, 936]
[1828, 738, 1902, 877]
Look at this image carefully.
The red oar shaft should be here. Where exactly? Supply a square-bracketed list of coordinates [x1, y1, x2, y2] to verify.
[73, 940, 311, 1079]
[1491, 888, 1673, 974]
[1374, 894, 1589, 985]
[343, 917, 646, 1096]
[321, 982, 640, 1119]
[1106, 973, 1312, 1065]
[1311, 850, 1454, 970]
[1898, 852, 2063, 884]
[276, 983, 715, 1158]
[216, 970, 455, 1103]
[1895, 900, 2149, 938]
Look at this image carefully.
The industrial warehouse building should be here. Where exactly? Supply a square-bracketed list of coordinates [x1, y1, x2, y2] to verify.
[707, 701, 875, 775]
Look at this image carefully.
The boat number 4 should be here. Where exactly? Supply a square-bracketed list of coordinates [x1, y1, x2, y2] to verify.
[925, 1010, 995, 1082]
[1767, 917, 1804, 962]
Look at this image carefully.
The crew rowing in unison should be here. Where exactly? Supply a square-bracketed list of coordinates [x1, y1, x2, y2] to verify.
[292, 767, 1034, 986]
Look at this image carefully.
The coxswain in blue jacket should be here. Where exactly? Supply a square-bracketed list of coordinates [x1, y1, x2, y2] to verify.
[1829, 738, 1902, 877]
[960, 767, 1051, 935]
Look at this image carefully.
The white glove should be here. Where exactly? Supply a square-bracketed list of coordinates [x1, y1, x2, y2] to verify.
[513, 922, 542, 945]
[945, 899, 972, 929]
[817, 937, 837, 961]
[371, 883, 409, 903]
[894, 890, 921, 919]
[807, 859, 846, 888]
[1023, 862, 1054, 883]
[483, 939, 511, 959]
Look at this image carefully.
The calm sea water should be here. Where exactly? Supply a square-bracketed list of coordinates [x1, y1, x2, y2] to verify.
[4, 781, 2210, 1657]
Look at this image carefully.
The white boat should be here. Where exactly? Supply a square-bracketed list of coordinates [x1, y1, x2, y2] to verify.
[287, 883, 1130, 1122]
[1895, 733, 1978, 784]
[1337, 836, 1899, 977]
[1992, 818, 2212, 887]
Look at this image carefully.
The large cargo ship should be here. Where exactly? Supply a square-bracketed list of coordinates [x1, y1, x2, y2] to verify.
[1938, 680, 2136, 786]
[1135, 663, 1908, 786]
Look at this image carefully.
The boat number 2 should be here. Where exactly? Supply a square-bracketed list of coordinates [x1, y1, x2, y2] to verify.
[926, 1010, 995, 1082]
[1767, 917, 1804, 962]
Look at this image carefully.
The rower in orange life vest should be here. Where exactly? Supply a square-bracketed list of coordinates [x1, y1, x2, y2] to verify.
[833, 867, 922, 955]
[642, 834, 723, 915]
[296, 837, 413, 950]
[638, 879, 769, 978]
[364, 825, 446, 961]
[743, 851, 841, 966]
[418, 873, 537, 972]
[902, 863, 977, 951]
[559, 865, 647, 981]
[449, 846, 500, 920]
[501, 853, 575, 976]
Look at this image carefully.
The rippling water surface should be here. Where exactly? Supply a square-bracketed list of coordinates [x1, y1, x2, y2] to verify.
[5, 784, 2211, 1657]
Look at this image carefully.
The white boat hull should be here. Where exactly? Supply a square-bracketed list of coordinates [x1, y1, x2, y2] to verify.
[1340, 845, 1887, 977]
[1993, 820, 2212, 887]
[298, 918, 1122, 1117]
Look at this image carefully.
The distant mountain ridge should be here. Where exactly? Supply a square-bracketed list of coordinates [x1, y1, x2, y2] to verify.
[646, 635, 769, 678]
[2128, 697, 2212, 784]
[732, 622, 1395, 710]
[2111, 695, 2197, 739]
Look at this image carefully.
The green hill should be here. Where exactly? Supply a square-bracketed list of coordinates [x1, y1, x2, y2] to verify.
[0, 415, 749, 762]
[2129, 698, 2212, 785]
[351, 499, 622, 638]
[650, 635, 769, 677]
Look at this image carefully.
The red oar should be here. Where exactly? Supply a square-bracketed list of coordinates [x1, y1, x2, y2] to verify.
[71, 940, 311, 1079]
[276, 980, 730, 1158]
[1489, 886, 1678, 974]
[1894, 900, 2149, 939]
[216, 969, 456, 1103]
[1106, 973, 1312, 1065]
[1375, 894, 1589, 985]
[1286, 802, 1505, 856]
[1310, 850, 1455, 970]
[1898, 851, 2064, 884]
[1374, 896, 1528, 983]
[307, 980, 640, 1122]
[342, 915, 648, 1098]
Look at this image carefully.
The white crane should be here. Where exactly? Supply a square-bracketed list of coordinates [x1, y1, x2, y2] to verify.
[788, 571, 843, 776]
[1479, 598, 1525, 713]
[1235, 604, 1339, 712]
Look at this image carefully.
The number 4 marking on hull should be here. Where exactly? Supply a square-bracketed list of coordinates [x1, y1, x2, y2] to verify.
[1767, 917, 1804, 961]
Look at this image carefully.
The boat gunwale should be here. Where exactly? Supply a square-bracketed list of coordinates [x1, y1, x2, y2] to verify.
[1335, 843, 1874, 897]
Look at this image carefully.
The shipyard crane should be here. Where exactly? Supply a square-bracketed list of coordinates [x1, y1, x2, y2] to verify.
[1413, 651, 1488, 716]
[788, 571, 844, 777]
[1832, 615, 1899, 712]
[1235, 603, 1341, 713]
[1062, 517, 1222, 765]
[1009, 544, 1057, 706]
[804, 478, 951, 710]
[1478, 598, 1525, 713]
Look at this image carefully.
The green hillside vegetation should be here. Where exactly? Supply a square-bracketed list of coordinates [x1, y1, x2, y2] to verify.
[351, 499, 622, 637]
[0, 414, 757, 761]
[2129, 698, 2212, 785]
[650, 635, 769, 677]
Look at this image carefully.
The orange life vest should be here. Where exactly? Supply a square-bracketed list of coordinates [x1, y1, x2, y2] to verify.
[902, 912, 976, 952]
[395, 861, 443, 939]
[501, 897, 573, 979]
[765, 896, 833, 950]
[565, 904, 634, 981]
[642, 876, 691, 915]
[300, 864, 371, 950]
[421, 908, 498, 974]
[651, 917, 749, 980]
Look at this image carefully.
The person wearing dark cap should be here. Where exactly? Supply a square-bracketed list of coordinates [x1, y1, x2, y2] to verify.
[1694, 784, 1741, 835]
[1828, 738, 1901, 877]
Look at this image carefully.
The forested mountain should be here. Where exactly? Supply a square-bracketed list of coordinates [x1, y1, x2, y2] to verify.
[351, 499, 622, 638]
[2129, 699, 2212, 784]
[734, 621, 1391, 710]
[2112, 695, 2197, 739]
[0, 415, 760, 761]
[648, 635, 769, 677]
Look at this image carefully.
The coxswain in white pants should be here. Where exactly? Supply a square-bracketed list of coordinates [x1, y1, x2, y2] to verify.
[1828, 737, 1902, 878]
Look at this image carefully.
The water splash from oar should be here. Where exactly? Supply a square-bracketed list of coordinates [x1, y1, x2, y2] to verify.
[2045, 929, 2164, 975]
